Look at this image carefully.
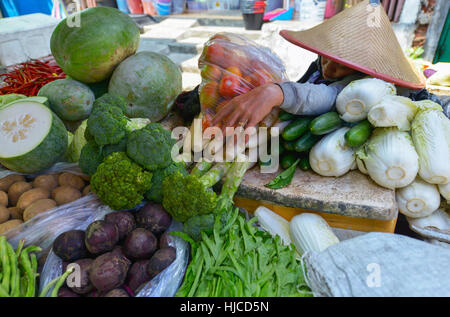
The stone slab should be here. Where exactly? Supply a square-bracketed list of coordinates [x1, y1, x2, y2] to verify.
[0, 14, 59, 67]
[231, 168, 398, 221]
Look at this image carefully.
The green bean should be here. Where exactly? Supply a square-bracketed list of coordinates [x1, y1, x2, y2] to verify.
[19, 249, 35, 297]
[15, 239, 25, 258]
[50, 267, 74, 297]
[0, 284, 9, 297]
[39, 276, 60, 297]
[6, 242, 18, 297]
[0, 237, 11, 294]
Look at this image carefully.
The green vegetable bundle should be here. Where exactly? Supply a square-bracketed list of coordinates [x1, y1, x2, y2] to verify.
[0, 237, 41, 297]
[174, 208, 311, 297]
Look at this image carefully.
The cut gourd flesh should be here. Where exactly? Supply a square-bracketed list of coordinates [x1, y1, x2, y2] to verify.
[0, 101, 67, 173]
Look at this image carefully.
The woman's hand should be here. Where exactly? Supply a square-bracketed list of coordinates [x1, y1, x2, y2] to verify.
[212, 83, 284, 131]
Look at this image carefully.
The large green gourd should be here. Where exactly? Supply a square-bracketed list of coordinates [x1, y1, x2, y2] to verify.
[50, 7, 140, 83]
[108, 51, 182, 121]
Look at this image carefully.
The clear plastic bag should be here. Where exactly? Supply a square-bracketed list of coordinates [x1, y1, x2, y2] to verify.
[39, 217, 189, 297]
[198, 33, 288, 129]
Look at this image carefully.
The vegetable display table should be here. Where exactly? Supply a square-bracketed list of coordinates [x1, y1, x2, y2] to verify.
[232, 168, 398, 233]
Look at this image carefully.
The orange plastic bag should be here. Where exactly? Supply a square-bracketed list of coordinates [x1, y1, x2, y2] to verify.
[198, 33, 288, 130]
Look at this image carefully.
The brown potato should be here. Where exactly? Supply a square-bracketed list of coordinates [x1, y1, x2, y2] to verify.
[0, 205, 9, 224]
[0, 219, 23, 235]
[82, 185, 91, 196]
[0, 174, 25, 192]
[23, 199, 57, 222]
[0, 191, 7, 207]
[52, 186, 81, 206]
[33, 174, 59, 191]
[8, 207, 22, 220]
[16, 188, 50, 211]
[58, 173, 84, 190]
[8, 181, 32, 206]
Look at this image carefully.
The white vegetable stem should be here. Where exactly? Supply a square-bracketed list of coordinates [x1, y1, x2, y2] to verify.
[411, 109, 450, 185]
[396, 178, 441, 218]
[255, 206, 292, 246]
[356, 127, 419, 189]
[289, 213, 339, 254]
[407, 208, 450, 231]
[309, 127, 355, 177]
[336, 78, 396, 122]
[438, 182, 450, 203]
[367, 95, 417, 131]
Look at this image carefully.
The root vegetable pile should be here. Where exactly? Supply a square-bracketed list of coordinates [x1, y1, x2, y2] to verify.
[50, 202, 176, 297]
[0, 172, 91, 234]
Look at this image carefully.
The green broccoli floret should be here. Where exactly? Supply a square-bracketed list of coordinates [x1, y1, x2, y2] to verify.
[102, 135, 128, 158]
[87, 104, 128, 146]
[126, 123, 176, 171]
[162, 171, 218, 222]
[94, 93, 127, 113]
[162, 159, 249, 228]
[90, 152, 153, 210]
[145, 162, 188, 203]
[78, 140, 103, 176]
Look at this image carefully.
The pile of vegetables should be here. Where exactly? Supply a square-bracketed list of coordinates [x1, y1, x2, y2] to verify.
[49, 202, 176, 297]
[266, 109, 372, 188]
[0, 237, 41, 297]
[0, 172, 91, 235]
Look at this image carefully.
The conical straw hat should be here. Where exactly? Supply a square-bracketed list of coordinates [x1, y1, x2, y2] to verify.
[280, 0, 425, 89]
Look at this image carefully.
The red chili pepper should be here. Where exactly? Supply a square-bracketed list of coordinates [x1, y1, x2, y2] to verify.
[0, 58, 66, 96]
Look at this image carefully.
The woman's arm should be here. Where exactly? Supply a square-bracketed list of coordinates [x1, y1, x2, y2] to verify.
[277, 82, 338, 116]
[212, 82, 338, 130]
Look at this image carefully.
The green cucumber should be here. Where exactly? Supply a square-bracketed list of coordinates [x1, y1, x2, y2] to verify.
[310, 112, 342, 135]
[294, 132, 321, 153]
[281, 152, 298, 169]
[282, 140, 296, 151]
[299, 157, 311, 171]
[345, 120, 373, 147]
[278, 110, 296, 121]
[282, 117, 313, 141]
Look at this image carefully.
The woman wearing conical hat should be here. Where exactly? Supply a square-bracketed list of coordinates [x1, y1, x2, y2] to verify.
[212, 0, 430, 129]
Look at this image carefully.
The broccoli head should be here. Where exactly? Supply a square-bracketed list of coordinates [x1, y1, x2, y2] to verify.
[126, 123, 176, 171]
[78, 140, 103, 176]
[94, 93, 127, 113]
[145, 162, 188, 203]
[162, 171, 218, 222]
[102, 134, 128, 158]
[87, 104, 128, 146]
[91, 152, 153, 210]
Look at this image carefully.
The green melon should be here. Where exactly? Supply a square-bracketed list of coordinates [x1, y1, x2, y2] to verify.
[50, 7, 140, 83]
[0, 101, 68, 173]
[38, 79, 95, 121]
[108, 51, 182, 121]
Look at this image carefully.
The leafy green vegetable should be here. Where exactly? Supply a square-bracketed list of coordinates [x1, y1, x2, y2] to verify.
[126, 123, 176, 171]
[175, 208, 311, 297]
[67, 119, 88, 162]
[265, 159, 300, 189]
[90, 152, 153, 210]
